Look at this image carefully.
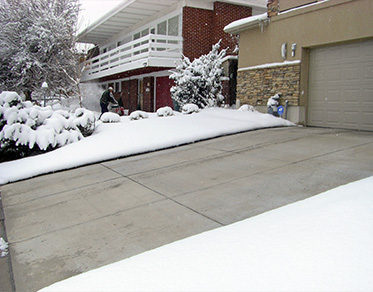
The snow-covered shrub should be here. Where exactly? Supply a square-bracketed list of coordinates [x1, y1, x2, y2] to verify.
[156, 106, 174, 117]
[100, 112, 121, 123]
[170, 40, 227, 109]
[129, 111, 149, 121]
[182, 104, 199, 114]
[0, 91, 96, 162]
[0, 237, 8, 257]
[73, 108, 96, 137]
[239, 104, 257, 112]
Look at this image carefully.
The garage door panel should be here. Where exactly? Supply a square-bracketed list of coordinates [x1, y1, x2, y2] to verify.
[308, 39, 373, 131]
[362, 112, 373, 131]
[344, 111, 359, 126]
[344, 89, 359, 104]
[328, 68, 342, 82]
[364, 64, 373, 80]
[327, 110, 341, 124]
[326, 89, 343, 104]
[345, 66, 359, 81]
[363, 89, 373, 104]
[308, 108, 324, 123]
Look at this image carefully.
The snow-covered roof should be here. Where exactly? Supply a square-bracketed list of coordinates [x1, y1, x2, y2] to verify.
[224, 12, 268, 34]
[77, 0, 267, 45]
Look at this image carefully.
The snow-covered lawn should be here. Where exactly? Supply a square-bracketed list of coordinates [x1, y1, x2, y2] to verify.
[39, 176, 373, 292]
[0, 107, 293, 184]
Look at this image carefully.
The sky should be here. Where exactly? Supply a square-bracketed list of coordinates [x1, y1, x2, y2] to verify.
[78, 0, 125, 33]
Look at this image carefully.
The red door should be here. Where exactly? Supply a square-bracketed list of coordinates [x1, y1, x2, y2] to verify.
[156, 76, 174, 110]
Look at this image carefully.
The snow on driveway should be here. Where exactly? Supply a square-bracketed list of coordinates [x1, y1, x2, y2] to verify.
[0, 107, 294, 184]
[39, 176, 373, 292]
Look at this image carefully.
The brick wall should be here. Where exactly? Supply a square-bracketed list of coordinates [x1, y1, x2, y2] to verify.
[183, 2, 253, 60]
[182, 6, 213, 61]
[237, 63, 301, 106]
[213, 2, 252, 55]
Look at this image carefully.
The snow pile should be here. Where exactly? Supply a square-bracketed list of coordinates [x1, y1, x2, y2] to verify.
[39, 177, 373, 292]
[0, 237, 8, 257]
[129, 110, 149, 120]
[239, 104, 256, 112]
[156, 106, 174, 117]
[100, 112, 120, 123]
[182, 103, 199, 114]
[0, 107, 294, 184]
[72, 108, 96, 136]
[0, 91, 96, 160]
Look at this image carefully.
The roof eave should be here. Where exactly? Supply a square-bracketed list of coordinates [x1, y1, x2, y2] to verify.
[224, 13, 269, 34]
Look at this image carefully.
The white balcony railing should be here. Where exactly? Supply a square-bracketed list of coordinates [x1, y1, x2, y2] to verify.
[81, 34, 183, 81]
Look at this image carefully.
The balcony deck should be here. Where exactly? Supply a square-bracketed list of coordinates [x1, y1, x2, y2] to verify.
[81, 34, 183, 81]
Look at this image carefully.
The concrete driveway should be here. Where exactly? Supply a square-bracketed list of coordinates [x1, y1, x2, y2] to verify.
[1, 126, 373, 292]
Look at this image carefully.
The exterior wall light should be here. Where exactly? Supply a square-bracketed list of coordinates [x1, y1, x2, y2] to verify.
[281, 43, 287, 59]
[291, 43, 297, 57]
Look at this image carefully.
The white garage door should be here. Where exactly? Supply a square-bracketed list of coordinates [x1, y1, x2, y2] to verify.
[307, 39, 373, 131]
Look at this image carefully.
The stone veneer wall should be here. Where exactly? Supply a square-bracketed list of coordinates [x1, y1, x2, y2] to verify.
[236, 62, 301, 107]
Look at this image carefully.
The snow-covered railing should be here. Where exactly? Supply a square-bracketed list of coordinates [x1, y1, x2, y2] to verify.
[82, 34, 183, 81]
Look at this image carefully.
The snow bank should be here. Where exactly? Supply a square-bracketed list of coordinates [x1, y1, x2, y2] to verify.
[129, 110, 149, 120]
[239, 104, 256, 112]
[0, 107, 294, 184]
[182, 103, 199, 114]
[39, 176, 373, 292]
[156, 106, 174, 117]
[100, 112, 120, 123]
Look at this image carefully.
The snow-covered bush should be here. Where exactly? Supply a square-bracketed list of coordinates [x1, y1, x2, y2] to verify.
[0, 237, 8, 257]
[73, 108, 96, 137]
[182, 104, 199, 114]
[0, 91, 96, 162]
[129, 111, 148, 121]
[170, 40, 227, 109]
[100, 112, 121, 123]
[239, 104, 257, 112]
[156, 106, 174, 117]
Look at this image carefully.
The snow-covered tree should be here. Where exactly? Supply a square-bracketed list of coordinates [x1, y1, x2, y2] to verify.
[0, 0, 80, 100]
[170, 41, 227, 108]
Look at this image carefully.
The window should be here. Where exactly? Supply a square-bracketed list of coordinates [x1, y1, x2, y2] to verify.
[157, 21, 167, 35]
[115, 82, 121, 93]
[168, 15, 179, 36]
[141, 29, 149, 37]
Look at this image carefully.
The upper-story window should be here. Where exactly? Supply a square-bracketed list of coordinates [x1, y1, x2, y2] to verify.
[168, 15, 179, 36]
[100, 12, 181, 53]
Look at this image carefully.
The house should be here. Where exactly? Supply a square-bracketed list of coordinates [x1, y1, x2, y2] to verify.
[224, 0, 373, 131]
[77, 0, 267, 113]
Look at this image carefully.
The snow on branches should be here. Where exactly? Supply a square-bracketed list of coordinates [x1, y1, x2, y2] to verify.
[0, 91, 95, 162]
[0, 0, 80, 99]
[170, 41, 227, 109]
